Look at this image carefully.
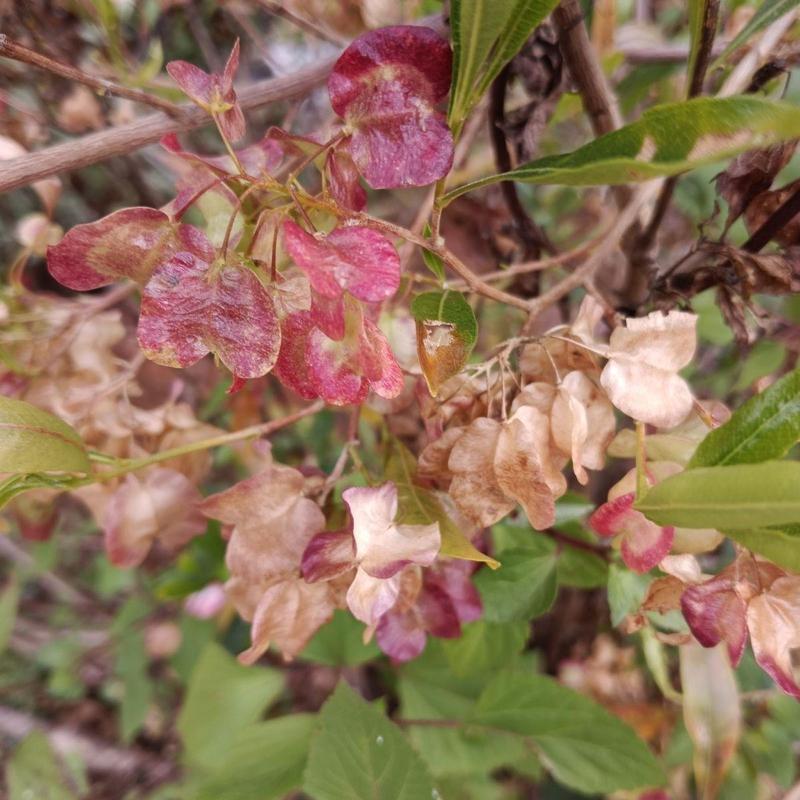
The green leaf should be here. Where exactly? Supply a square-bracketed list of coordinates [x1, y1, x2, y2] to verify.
[177, 641, 284, 767]
[689, 367, 800, 467]
[421, 223, 446, 282]
[712, 0, 798, 68]
[303, 682, 437, 800]
[300, 610, 381, 666]
[635, 461, 800, 529]
[448, 0, 559, 126]
[7, 731, 78, 800]
[411, 290, 478, 396]
[472, 673, 666, 794]
[608, 563, 650, 627]
[0, 396, 90, 474]
[445, 97, 800, 200]
[720, 525, 800, 572]
[440, 620, 529, 678]
[475, 542, 557, 622]
[114, 629, 154, 743]
[186, 714, 315, 800]
[386, 439, 499, 568]
[0, 575, 20, 656]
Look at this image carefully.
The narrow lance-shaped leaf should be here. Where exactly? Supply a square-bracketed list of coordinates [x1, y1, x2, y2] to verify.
[635, 461, 800, 530]
[444, 97, 800, 201]
[448, 0, 560, 127]
[385, 438, 499, 568]
[411, 290, 477, 396]
[689, 366, 800, 467]
[721, 525, 800, 572]
[712, 0, 798, 68]
[0, 396, 90, 474]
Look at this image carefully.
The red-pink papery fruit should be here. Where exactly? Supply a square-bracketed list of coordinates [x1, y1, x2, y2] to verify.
[167, 40, 246, 142]
[161, 131, 282, 179]
[137, 251, 280, 380]
[747, 576, 800, 698]
[327, 25, 454, 189]
[275, 306, 403, 406]
[282, 221, 400, 303]
[427, 559, 482, 623]
[376, 576, 462, 662]
[301, 530, 356, 583]
[326, 149, 367, 211]
[47, 207, 212, 291]
[681, 575, 749, 667]
[589, 492, 674, 574]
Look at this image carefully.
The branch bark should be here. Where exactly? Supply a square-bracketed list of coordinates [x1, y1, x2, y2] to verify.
[0, 58, 335, 194]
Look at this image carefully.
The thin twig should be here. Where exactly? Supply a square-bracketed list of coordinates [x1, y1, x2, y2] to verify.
[0, 35, 185, 118]
[543, 528, 609, 558]
[742, 182, 800, 252]
[0, 58, 336, 194]
[253, 0, 348, 46]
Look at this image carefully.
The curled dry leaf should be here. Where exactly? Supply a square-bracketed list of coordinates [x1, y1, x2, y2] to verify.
[104, 468, 206, 568]
[200, 460, 340, 661]
[137, 249, 281, 380]
[342, 483, 440, 626]
[167, 39, 245, 142]
[600, 310, 697, 429]
[328, 25, 454, 188]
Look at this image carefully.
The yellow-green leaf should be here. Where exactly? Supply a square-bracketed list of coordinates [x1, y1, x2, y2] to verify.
[0, 396, 90, 474]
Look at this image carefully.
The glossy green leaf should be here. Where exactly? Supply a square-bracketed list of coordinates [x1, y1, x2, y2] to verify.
[712, 0, 798, 68]
[635, 461, 800, 529]
[445, 97, 800, 200]
[421, 223, 446, 282]
[0, 396, 90, 474]
[303, 682, 437, 800]
[300, 610, 381, 666]
[475, 542, 557, 622]
[386, 439, 499, 568]
[0, 575, 20, 656]
[449, 0, 559, 126]
[472, 673, 665, 793]
[689, 367, 800, 467]
[411, 290, 478, 396]
[186, 715, 315, 800]
[177, 642, 284, 767]
[721, 525, 800, 572]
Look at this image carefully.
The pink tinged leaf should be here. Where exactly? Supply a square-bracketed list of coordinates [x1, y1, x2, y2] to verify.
[103, 468, 205, 568]
[589, 492, 674, 573]
[47, 208, 212, 291]
[326, 149, 367, 211]
[328, 25, 454, 189]
[301, 530, 356, 583]
[137, 252, 281, 378]
[282, 221, 400, 303]
[747, 576, 800, 699]
[343, 483, 440, 579]
[346, 567, 401, 626]
[681, 578, 748, 667]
